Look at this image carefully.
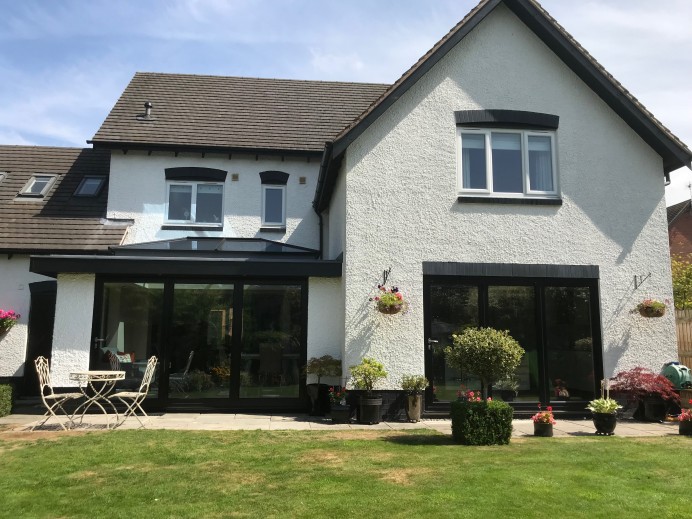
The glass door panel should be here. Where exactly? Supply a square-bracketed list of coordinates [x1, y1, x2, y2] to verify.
[94, 282, 163, 398]
[428, 285, 479, 402]
[240, 284, 302, 399]
[486, 286, 539, 401]
[544, 287, 595, 402]
[169, 283, 234, 399]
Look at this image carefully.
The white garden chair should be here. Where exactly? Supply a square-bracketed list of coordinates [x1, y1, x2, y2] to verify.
[32, 356, 83, 431]
[109, 356, 158, 428]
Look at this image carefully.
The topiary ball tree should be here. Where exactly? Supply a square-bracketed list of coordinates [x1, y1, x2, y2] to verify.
[446, 327, 525, 399]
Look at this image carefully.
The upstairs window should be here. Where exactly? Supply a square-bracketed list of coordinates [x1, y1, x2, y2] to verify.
[259, 170, 289, 229]
[166, 181, 223, 225]
[458, 129, 557, 197]
[18, 174, 57, 198]
[74, 176, 106, 197]
[262, 185, 286, 227]
[0, 172, 5, 183]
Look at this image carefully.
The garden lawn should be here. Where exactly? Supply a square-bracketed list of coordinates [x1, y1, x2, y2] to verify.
[0, 428, 690, 518]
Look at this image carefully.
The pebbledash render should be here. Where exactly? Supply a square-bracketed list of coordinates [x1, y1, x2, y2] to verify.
[1, 0, 690, 415]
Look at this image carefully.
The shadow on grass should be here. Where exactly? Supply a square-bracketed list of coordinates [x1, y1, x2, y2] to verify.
[382, 433, 456, 446]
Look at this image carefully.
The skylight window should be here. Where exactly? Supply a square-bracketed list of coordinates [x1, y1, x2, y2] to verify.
[74, 176, 106, 197]
[18, 174, 57, 198]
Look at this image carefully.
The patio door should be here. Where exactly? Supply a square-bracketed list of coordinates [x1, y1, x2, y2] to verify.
[424, 277, 602, 408]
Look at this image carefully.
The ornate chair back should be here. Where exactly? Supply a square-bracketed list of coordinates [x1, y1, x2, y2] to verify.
[34, 356, 54, 398]
[108, 352, 121, 371]
[138, 356, 158, 395]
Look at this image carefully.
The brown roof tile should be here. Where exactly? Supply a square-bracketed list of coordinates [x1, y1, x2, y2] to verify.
[91, 73, 390, 153]
[0, 146, 128, 252]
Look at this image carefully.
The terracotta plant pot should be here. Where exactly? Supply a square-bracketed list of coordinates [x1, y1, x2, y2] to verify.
[533, 422, 553, 437]
[592, 412, 617, 435]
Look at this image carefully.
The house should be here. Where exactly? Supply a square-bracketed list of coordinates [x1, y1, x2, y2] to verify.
[1, 0, 690, 415]
[668, 200, 692, 261]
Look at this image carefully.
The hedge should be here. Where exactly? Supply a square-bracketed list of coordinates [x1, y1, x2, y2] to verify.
[0, 384, 13, 417]
[450, 399, 513, 445]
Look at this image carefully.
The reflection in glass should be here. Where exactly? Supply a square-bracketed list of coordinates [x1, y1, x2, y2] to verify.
[95, 282, 164, 398]
[544, 287, 595, 402]
[487, 286, 538, 401]
[241, 285, 302, 398]
[169, 284, 233, 399]
[429, 285, 478, 402]
[491, 133, 523, 193]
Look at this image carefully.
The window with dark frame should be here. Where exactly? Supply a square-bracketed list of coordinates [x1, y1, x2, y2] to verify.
[74, 176, 106, 197]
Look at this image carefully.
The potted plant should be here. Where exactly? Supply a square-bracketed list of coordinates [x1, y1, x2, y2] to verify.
[493, 376, 519, 402]
[401, 374, 429, 422]
[445, 327, 525, 399]
[371, 285, 407, 315]
[586, 380, 622, 435]
[349, 357, 388, 424]
[532, 404, 555, 437]
[636, 298, 667, 317]
[679, 400, 692, 436]
[0, 309, 20, 334]
[328, 386, 351, 424]
[610, 367, 679, 422]
[305, 355, 341, 416]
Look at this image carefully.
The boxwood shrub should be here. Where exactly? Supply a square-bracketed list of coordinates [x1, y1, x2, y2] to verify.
[0, 384, 13, 417]
[450, 399, 513, 445]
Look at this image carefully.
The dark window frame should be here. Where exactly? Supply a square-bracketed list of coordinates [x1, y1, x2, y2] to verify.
[73, 176, 106, 197]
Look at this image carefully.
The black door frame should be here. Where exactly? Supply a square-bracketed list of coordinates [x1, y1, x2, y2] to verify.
[91, 275, 309, 412]
[423, 274, 603, 412]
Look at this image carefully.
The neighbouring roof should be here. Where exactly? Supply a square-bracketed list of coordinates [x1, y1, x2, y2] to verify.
[668, 200, 692, 226]
[0, 146, 129, 253]
[90, 73, 389, 155]
[314, 0, 692, 211]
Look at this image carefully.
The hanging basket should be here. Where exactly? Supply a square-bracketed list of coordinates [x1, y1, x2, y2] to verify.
[377, 302, 403, 315]
[638, 306, 665, 318]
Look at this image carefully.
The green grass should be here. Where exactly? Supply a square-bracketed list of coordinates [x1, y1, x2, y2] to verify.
[0, 429, 690, 518]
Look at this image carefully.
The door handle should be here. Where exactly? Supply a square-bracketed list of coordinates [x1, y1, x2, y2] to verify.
[426, 338, 439, 350]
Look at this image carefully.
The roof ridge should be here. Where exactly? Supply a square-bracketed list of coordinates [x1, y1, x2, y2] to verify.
[133, 71, 391, 88]
[0, 145, 92, 152]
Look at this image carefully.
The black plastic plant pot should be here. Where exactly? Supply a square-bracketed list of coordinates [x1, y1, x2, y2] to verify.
[499, 390, 515, 402]
[358, 396, 383, 424]
[330, 404, 352, 424]
[533, 422, 553, 437]
[592, 412, 617, 435]
[680, 420, 692, 436]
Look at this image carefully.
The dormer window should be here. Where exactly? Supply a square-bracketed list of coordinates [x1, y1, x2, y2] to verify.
[18, 174, 57, 198]
[74, 176, 106, 197]
[0, 172, 5, 183]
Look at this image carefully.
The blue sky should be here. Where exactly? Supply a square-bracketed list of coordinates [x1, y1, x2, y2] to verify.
[1, 0, 691, 200]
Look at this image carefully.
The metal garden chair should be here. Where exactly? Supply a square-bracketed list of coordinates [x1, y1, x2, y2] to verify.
[32, 356, 83, 431]
[109, 356, 158, 428]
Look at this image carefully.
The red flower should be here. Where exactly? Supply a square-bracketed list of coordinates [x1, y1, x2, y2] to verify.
[547, 406, 553, 412]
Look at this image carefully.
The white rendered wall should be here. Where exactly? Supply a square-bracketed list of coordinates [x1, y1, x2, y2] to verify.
[108, 152, 320, 249]
[0, 256, 51, 377]
[340, 5, 678, 388]
[306, 277, 345, 386]
[50, 274, 95, 387]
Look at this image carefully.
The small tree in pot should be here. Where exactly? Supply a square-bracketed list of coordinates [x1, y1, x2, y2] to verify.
[305, 355, 341, 415]
[401, 374, 429, 422]
[445, 327, 524, 400]
[610, 367, 679, 422]
[350, 358, 388, 424]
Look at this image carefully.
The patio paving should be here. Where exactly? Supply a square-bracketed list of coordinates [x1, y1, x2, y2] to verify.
[0, 412, 681, 436]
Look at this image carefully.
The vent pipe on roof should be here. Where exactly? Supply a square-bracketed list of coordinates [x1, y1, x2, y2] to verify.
[136, 101, 154, 121]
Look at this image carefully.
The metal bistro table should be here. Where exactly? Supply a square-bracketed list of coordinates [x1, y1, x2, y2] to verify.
[69, 370, 125, 429]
